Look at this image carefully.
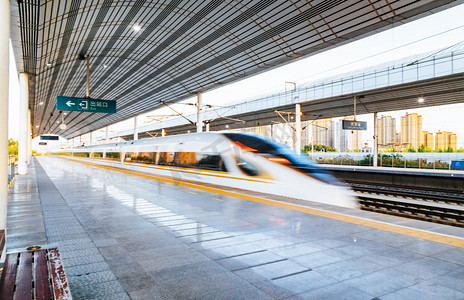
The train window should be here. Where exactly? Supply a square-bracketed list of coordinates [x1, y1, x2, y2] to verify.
[224, 133, 279, 154]
[106, 152, 120, 160]
[73, 152, 89, 158]
[94, 152, 103, 158]
[157, 152, 175, 165]
[175, 152, 196, 167]
[237, 157, 260, 176]
[196, 154, 226, 171]
[125, 152, 156, 164]
[108, 151, 226, 172]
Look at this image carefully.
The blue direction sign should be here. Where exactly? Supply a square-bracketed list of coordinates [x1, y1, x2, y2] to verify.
[342, 120, 367, 130]
[56, 96, 116, 113]
[451, 161, 464, 169]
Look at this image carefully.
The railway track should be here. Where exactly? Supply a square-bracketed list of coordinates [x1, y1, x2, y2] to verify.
[351, 183, 464, 227]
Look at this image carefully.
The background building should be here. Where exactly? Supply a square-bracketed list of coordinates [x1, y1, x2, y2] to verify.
[435, 131, 457, 151]
[400, 113, 423, 149]
[377, 115, 396, 146]
[312, 119, 333, 147]
[422, 131, 434, 149]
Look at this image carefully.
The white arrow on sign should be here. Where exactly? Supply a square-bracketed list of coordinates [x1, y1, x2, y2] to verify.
[66, 100, 75, 107]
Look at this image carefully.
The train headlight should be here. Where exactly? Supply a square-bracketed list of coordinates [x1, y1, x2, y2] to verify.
[267, 157, 290, 164]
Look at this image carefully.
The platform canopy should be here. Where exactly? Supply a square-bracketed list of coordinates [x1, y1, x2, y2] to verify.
[10, 0, 463, 139]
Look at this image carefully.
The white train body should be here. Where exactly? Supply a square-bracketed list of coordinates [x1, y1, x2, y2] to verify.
[54, 132, 358, 209]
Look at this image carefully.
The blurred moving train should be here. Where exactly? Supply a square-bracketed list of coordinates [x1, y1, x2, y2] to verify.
[54, 132, 358, 208]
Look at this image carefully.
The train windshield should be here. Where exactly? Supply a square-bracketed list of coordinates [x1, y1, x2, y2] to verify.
[223, 133, 343, 185]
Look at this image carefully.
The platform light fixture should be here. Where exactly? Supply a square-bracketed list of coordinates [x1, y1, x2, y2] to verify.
[59, 111, 67, 130]
[418, 97, 425, 103]
[132, 24, 141, 32]
[46, 62, 52, 67]
[39, 102, 44, 105]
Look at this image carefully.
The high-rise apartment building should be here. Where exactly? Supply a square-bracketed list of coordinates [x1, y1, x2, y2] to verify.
[332, 120, 347, 152]
[312, 119, 333, 147]
[377, 115, 396, 146]
[400, 113, 423, 149]
[435, 131, 457, 151]
[422, 131, 434, 149]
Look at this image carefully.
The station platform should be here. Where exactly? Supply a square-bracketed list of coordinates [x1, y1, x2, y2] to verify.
[6, 156, 464, 299]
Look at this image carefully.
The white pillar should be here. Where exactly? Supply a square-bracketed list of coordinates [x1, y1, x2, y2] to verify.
[205, 123, 210, 132]
[105, 126, 109, 143]
[79, 135, 82, 146]
[0, 0, 10, 230]
[295, 104, 301, 155]
[89, 132, 93, 146]
[134, 116, 138, 140]
[27, 109, 32, 163]
[18, 73, 29, 175]
[196, 92, 203, 133]
[373, 112, 378, 167]
[162, 128, 165, 137]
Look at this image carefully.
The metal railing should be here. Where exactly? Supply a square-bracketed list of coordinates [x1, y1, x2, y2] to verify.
[8, 155, 16, 187]
[312, 152, 464, 170]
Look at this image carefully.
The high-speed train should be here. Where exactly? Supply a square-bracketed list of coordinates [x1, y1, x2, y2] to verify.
[54, 132, 358, 208]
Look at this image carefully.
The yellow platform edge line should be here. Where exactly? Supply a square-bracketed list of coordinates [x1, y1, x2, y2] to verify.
[59, 157, 464, 248]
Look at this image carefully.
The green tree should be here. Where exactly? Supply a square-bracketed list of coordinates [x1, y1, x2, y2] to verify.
[417, 144, 432, 153]
[406, 147, 416, 153]
[444, 146, 454, 153]
[8, 139, 18, 155]
[303, 144, 337, 153]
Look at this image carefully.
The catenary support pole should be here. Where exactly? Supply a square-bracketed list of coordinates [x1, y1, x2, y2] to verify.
[89, 131, 93, 146]
[134, 116, 138, 140]
[105, 126, 109, 143]
[196, 92, 202, 133]
[373, 112, 378, 167]
[86, 55, 90, 98]
[27, 109, 32, 163]
[18, 73, 29, 175]
[295, 104, 301, 155]
[0, 0, 10, 231]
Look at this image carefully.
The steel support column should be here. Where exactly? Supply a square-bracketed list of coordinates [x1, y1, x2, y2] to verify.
[18, 73, 29, 175]
[196, 92, 203, 133]
[134, 116, 138, 140]
[27, 109, 32, 163]
[0, 0, 9, 231]
[295, 104, 301, 155]
[373, 112, 378, 167]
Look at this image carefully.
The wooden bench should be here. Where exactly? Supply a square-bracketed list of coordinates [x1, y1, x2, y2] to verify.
[0, 229, 4, 257]
[0, 246, 72, 300]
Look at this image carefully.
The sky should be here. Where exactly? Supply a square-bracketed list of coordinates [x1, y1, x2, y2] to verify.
[8, 3, 464, 148]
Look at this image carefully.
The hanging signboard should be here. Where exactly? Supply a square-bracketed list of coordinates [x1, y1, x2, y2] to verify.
[40, 135, 59, 140]
[342, 120, 367, 130]
[56, 96, 116, 113]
